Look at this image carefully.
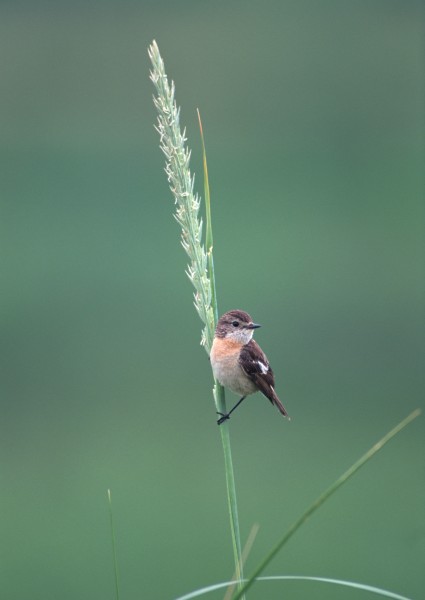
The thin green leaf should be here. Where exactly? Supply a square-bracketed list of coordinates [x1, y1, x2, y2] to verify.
[174, 575, 414, 600]
[232, 409, 421, 599]
[196, 108, 244, 597]
[197, 108, 217, 325]
[223, 524, 259, 600]
[107, 489, 120, 600]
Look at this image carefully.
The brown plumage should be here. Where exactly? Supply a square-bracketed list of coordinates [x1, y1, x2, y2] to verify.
[210, 310, 289, 424]
[239, 339, 288, 417]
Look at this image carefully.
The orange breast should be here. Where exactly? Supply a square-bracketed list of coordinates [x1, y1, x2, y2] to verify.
[210, 337, 257, 396]
[210, 337, 242, 360]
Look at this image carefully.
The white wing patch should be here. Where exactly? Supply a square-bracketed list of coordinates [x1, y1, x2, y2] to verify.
[257, 360, 269, 375]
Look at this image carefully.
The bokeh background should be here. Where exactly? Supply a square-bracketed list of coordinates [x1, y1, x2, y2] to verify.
[2, 1, 424, 599]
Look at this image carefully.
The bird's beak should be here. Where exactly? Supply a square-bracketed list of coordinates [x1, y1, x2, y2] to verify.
[247, 322, 261, 329]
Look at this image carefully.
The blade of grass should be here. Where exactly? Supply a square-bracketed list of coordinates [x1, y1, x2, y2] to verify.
[197, 108, 244, 590]
[232, 408, 421, 600]
[223, 523, 260, 600]
[196, 109, 216, 323]
[174, 575, 414, 600]
[107, 489, 120, 600]
[196, 109, 245, 597]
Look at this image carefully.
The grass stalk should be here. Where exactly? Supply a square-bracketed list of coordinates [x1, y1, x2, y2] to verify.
[149, 40, 245, 598]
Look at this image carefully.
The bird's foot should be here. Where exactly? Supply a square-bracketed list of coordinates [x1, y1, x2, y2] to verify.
[216, 412, 230, 425]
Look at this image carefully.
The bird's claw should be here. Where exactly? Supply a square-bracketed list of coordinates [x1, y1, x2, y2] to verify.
[216, 412, 230, 425]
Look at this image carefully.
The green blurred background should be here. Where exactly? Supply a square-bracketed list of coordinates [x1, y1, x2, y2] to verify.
[2, 1, 424, 599]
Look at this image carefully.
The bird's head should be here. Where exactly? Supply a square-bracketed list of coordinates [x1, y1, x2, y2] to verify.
[215, 310, 261, 344]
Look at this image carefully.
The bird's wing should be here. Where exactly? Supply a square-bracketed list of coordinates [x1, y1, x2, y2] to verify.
[239, 340, 275, 400]
[239, 340, 289, 417]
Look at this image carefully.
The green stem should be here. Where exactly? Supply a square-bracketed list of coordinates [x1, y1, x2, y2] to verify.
[214, 384, 245, 598]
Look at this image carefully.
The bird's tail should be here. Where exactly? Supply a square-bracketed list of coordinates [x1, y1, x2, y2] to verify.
[271, 388, 290, 420]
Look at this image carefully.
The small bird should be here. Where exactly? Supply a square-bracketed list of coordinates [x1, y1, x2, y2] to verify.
[210, 309, 289, 425]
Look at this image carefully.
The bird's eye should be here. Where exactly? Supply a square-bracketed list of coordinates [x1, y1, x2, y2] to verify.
[232, 321, 239, 327]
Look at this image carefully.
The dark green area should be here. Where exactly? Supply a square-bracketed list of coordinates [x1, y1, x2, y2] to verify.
[2, 2, 424, 599]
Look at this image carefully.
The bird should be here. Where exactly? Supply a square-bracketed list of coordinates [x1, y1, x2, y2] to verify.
[210, 309, 289, 425]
